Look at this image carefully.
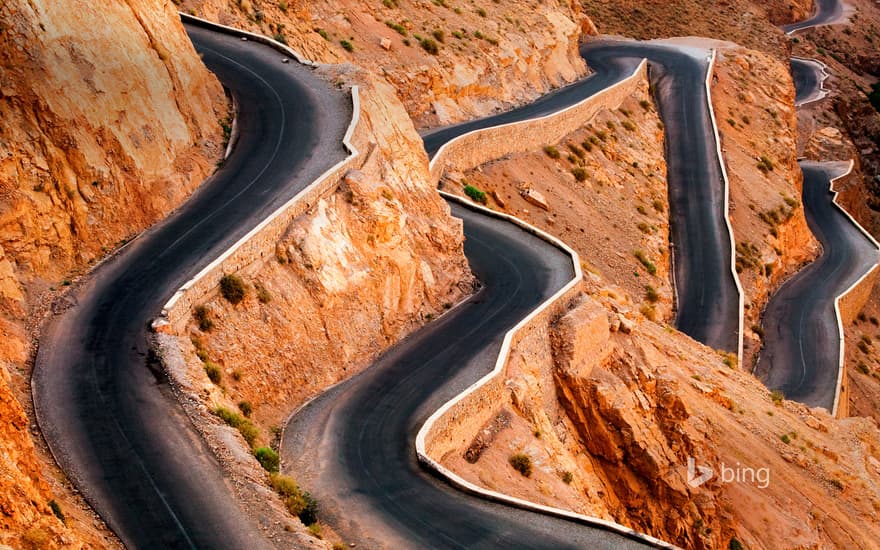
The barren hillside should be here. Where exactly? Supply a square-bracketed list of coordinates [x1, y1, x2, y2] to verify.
[181, 0, 590, 127]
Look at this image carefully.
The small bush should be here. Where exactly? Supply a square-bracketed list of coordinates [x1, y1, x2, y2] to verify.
[220, 274, 247, 304]
[543, 145, 560, 159]
[645, 285, 659, 303]
[561, 471, 573, 484]
[340, 39, 354, 52]
[757, 156, 775, 173]
[581, 140, 593, 152]
[204, 361, 222, 384]
[238, 400, 253, 417]
[639, 99, 651, 110]
[751, 324, 764, 338]
[254, 446, 280, 472]
[214, 407, 258, 447]
[432, 29, 445, 43]
[652, 199, 664, 212]
[307, 523, 322, 539]
[780, 433, 791, 444]
[621, 120, 636, 131]
[385, 20, 407, 35]
[857, 362, 869, 374]
[771, 389, 784, 405]
[571, 167, 588, 182]
[256, 283, 272, 304]
[634, 250, 657, 275]
[194, 305, 214, 331]
[420, 37, 439, 55]
[315, 28, 330, 41]
[476, 7, 487, 16]
[509, 453, 532, 477]
[464, 185, 487, 204]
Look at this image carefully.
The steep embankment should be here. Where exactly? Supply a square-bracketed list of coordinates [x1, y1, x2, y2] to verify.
[448, 78, 674, 322]
[710, 46, 819, 367]
[165, 67, 473, 544]
[0, 0, 225, 547]
[180, 0, 590, 127]
[440, 280, 880, 549]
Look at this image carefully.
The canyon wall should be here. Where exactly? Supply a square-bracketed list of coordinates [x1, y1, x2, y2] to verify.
[0, 0, 227, 546]
[181, 0, 589, 127]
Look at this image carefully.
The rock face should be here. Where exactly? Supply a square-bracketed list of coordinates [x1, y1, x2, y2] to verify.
[0, 1, 225, 545]
[176, 69, 473, 459]
[0, 0, 225, 309]
[183, 0, 589, 127]
[442, 286, 880, 549]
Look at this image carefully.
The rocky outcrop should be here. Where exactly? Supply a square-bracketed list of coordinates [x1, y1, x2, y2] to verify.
[439, 282, 880, 549]
[712, 47, 819, 366]
[165, 70, 473, 542]
[183, 0, 589, 127]
[0, 1, 225, 545]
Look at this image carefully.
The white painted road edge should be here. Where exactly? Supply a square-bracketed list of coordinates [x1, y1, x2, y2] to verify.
[792, 56, 831, 107]
[705, 49, 746, 363]
[427, 59, 649, 176]
[824, 160, 880, 415]
[159, 15, 361, 318]
[414, 192, 677, 549]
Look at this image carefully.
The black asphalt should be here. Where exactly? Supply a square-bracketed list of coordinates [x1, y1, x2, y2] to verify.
[281, 203, 651, 549]
[782, 0, 845, 34]
[425, 41, 741, 352]
[790, 57, 827, 105]
[31, 23, 349, 549]
[755, 162, 879, 409]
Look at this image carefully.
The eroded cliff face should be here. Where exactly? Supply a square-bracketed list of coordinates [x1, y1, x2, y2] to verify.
[712, 47, 819, 367]
[0, 0, 225, 545]
[442, 281, 880, 549]
[166, 69, 472, 544]
[181, 0, 589, 127]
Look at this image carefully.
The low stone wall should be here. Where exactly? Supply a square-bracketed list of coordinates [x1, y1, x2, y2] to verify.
[153, 15, 364, 332]
[828, 161, 880, 417]
[424, 280, 583, 460]
[428, 60, 648, 183]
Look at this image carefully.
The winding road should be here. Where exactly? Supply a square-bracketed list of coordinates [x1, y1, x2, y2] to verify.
[755, 162, 879, 409]
[781, 0, 846, 34]
[755, 0, 880, 411]
[282, 39, 742, 547]
[32, 22, 350, 548]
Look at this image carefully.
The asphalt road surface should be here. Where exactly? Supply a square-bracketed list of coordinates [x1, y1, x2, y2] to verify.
[790, 57, 829, 106]
[425, 41, 741, 352]
[281, 39, 746, 548]
[32, 22, 350, 549]
[755, 162, 880, 409]
[281, 203, 652, 549]
[781, 0, 845, 34]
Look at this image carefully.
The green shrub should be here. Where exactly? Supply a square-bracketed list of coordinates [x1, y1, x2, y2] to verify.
[509, 453, 532, 477]
[385, 20, 407, 35]
[770, 389, 784, 405]
[464, 185, 487, 204]
[757, 156, 775, 173]
[256, 283, 272, 304]
[780, 433, 791, 444]
[543, 145, 560, 159]
[194, 305, 214, 331]
[652, 199, 664, 212]
[220, 274, 247, 304]
[634, 250, 657, 275]
[645, 285, 659, 303]
[432, 29, 445, 43]
[214, 407, 258, 447]
[622, 120, 636, 131]
[315, 28, 330, 41]
[561, 471, 573, 484]
[571, 167, 588, 182]
[238, 400, 253, 417]
[204, 361, 222, 384]
[476, 7, 487, 16]
[730, 538, 745, 550]
[420, 37, 439, 55]
[277, 1, 288, 13]
[340, 39, 354, 52]
[581, 140, 593, 152]
[254, 446, 280, 472]
[639, 99, 651, 111]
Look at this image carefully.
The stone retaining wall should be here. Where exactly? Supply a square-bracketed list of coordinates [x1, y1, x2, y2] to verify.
[428, 60, 648, 183]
